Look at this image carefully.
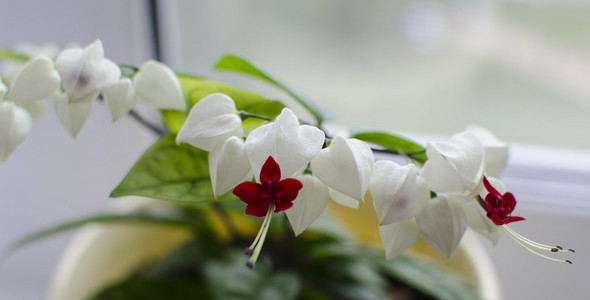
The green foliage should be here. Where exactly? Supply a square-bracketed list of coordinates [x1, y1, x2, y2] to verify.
[352, 131, 427, 165]
[91, 278, 212, 300]
[90, 218, 479, 300]
[215, 55, 325, 125]
[110, 134, 237, 203]
[163, 75, 285, 133]
[380, 255, 481, 300]
[0, 48, 29, 62]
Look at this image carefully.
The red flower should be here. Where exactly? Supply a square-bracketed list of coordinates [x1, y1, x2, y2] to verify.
[233, 156, 303, 217]
[481, 176, 525, 225]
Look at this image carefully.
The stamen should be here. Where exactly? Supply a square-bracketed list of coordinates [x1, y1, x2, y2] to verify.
[502, 226, 574, 264]
[246, 203, 275, 268]
[503, 226, 571, 253]
[245, 204, 274, 256]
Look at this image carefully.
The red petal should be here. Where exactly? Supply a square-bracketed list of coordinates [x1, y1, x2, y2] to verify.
[483, 176, 502, 198]
[246, 203, 271, 217]
[260, 156, 281, 189]
[504, 216, 526, 224]
[233, 182, 267, 204]
[274, 201, 293, 213]
[274, 178, 303, 203]
[502, 192, 517, 211]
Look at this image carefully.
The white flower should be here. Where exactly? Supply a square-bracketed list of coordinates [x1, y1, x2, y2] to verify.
[416, 195, 467, 258]
[56, 40, 120, 103]
[103, 78, 136, 122]
[244, 108, 325, 180]
[54, 93, 94, 138]
[371, 161, 428, 225]
[311, 137, 374, 202]
[421, 131, 484, 196]
[176, 93, 243, 151]
[370, 160, 429, 259]
[0, 101, 32, 161]
[5, 56, 60, 103]
[208, 136, 252, 198]
[132, 60, 185, 111]
[285, 174, 330, 236]
[379, 219, 421, 260]
[465, 126, 508, 178]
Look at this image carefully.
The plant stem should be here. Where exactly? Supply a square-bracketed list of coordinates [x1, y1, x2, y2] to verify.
[96, 95, 168, 136]
[371, 148, 426, 162]
[127, 109, 168, 136]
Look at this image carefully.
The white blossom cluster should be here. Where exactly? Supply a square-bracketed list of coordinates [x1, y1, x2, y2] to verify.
[2, 40, 568, 263]
[0, 40, 186, 161]
[176, 93, 512, 260]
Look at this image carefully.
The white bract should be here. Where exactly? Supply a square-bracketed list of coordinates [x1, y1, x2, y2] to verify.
[103, 78, 136, 122]
[285, 174, 330, 236]
[421, 131, 484, 196]
[419, 128, 508, 248]
[208, 136, 252, 198]
[311, 137, 374, 202]
[176, 93, 243, 151]
[466, 125, 508, 178]
[370, 160, 429, 258]
[56, 40, 120, 103]
[379, 219, 421, 260]
[244, 108, 325, 180]
[133, 60, 185, 111]
[416, 195, 467, 258]
[0, 101, 32, 161]
[54, 93, 94, 138]
[5, 56, 60, 103]
[371, 161, 428, 225]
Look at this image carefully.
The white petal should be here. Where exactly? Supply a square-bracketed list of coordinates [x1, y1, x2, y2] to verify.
[463, 200, 500, 245]
[379, 218, 421, 260]
[133, 60, 185, 111]
[103, 78, 136, 122]
[55, 93, 95, 138]
[176, 93, 243, 151]
[370, 161, 429, 225]
[245, 108, 325, 180]
[311, 137, 373, 201]
[0, 101, 32, 161]
[57, 40, 120, 102]
[416, 195, 467, 258]
[6, 56, 60, 102]
[421, 132, 484, 194]
[286, 175, 330, 236]
[466, 126, 508, 178]
[209, 136, 252, 198]
[16, 100, 47, 118]
[329, 188, 360, 208]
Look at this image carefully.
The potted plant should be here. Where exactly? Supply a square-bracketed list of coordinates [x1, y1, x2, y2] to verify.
[0, 40, 573, 299]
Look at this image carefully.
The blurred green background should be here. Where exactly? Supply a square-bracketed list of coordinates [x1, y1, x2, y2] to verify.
[174, 0, 590, 150]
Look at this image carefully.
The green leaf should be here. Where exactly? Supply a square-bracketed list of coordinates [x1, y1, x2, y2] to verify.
[203, 250, 301, 300]
[110, 134, 237, 203]
[380, 255, 480, 300]
[91, 278, 212, 300]
[351, 132, 427, 165]
[215, 55, 324, 125]
[3, 205, 208, 258]
[163, 76, 284, 133]
[0, 48, 29, 62]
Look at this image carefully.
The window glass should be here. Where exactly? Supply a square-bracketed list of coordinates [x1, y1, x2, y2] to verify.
[172, 0, 590, 150]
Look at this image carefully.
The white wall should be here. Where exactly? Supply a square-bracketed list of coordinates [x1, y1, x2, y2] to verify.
[0, 1, 156, 298]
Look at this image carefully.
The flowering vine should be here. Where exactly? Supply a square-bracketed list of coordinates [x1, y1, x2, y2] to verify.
[0, 40, 575, 271]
